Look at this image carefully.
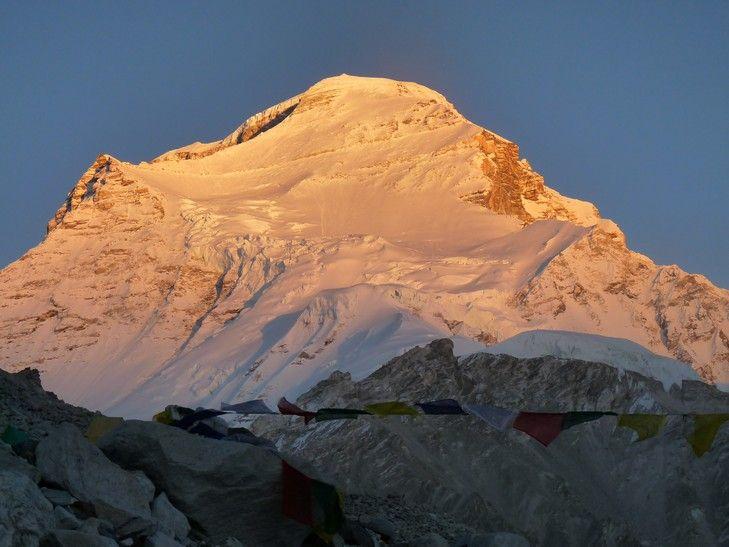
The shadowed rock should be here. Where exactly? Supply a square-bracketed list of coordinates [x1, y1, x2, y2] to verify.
[98, 420, 309, 545]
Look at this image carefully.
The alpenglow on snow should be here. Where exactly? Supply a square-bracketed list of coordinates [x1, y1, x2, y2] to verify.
[0, 75, 727, 418]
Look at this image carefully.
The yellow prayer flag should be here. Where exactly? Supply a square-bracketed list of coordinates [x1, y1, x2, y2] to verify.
[85, 415, 124, 444]
[153, 409, 174, 425]
[364, 401, 419, 416]
[617, 414, 666, 441]
[688, 414, 729, 457]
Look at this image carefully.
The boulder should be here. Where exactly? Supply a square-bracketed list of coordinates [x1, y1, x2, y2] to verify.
[407, 533, 449, 547]
[341, 521, 380, 547]
[41, 529, 117, 547]
[0, 470, 55, 547]
[360, 515, 396, 541]
[41, 488, 77, 507]
[98, 420, 309, 545]
[52, 506, 80, 531]
[144, 531, 184, 547]
[0, 441, 40, 483]
[152, 493, 190, 541]
[35, 423, 155, 534]
[77, 518, 114, 539]
[456, 532, 531, 546]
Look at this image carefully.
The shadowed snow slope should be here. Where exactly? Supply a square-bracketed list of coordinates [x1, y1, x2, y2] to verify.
[0, 75, 727, 417]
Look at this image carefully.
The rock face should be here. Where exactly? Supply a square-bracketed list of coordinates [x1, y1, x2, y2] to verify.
[35, 423, 156, 535]
[151, 493, 190, 542]
[255, 339, 729, 546]
[0, 368, 94, 438]
[0, 442, 40, 483]
[0, 75, 727, 419]
[97, 420, 310, 545]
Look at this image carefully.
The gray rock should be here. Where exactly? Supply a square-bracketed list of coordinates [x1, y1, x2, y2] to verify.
[0, 368, 96, 441]
[458, 532, 530, 547]
[216, 539, 244, 547]
[41, 488, 78, 507]
[223, 432, 277, 452]
[408, 533, 449, 547]
[35, 423, 155, 534]
[53, 506, 80, 530]
[145, 531, 184, 547]
[485, 532, 530, 547]
[77, 518, 115, 538]
[0, 470, 54, 547]
[98, 420, 309, 545]
[42, 529, 118, 547]
[0, 441, 40, 483]
[152, 493, 190, 541]
[361, 515, 397, 540]
[343, 521, 380, 546]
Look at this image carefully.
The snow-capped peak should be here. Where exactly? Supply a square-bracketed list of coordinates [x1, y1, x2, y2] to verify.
[1, 75, 726, 418]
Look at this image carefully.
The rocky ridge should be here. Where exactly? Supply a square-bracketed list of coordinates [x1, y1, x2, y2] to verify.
[254, 339, 729, 547]
[1, 363, 530, 546]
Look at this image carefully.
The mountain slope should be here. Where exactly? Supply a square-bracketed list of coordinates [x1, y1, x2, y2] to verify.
[0, 75, 727, 417]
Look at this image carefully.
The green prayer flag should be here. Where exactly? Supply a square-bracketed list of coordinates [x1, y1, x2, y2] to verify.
[364, 401, 420, 416]
[688, 414, 729, 457]
[562, 411, 616, 431]
[315, 408, 371, 422]
[311, 479, 345, 538]
[1, 425, 29, 447]
[617, 414, 667, 441]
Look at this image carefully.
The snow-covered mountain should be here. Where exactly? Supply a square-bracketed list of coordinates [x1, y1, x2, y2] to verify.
[1, 75, 727, 417]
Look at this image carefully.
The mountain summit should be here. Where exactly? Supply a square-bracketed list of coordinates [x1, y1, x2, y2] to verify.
[1, 75, 727, 417]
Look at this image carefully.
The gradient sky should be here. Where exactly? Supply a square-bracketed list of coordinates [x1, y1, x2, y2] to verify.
[1, 1, 727, 286]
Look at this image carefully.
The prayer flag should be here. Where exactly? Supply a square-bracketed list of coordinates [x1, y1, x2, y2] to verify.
[315, 408, 371, 422]
[187, 421, 226, 440]
[282, 460, 314, 526]
[85, 416, 124, 444]
[153, 409, 174, 425]
[617, 414, 667, 441]
[278, 397, 317, 424]
[561, 411, 615, 431]
[416, 399, 467, 415]
[364, 401, 420, 416]
[463, 403, 518, 432]
[512, 412, 566, 446]
[174, 409, 227, 430]
[281, 460, 344, 539]
[311, 477, 345, 537]
[222, 399, 277, 414]
[688, 414, 729, 457]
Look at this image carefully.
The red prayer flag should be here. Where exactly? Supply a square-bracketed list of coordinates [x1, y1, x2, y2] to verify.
[278, 397, 316, 424]
[512, 412, 566, 447]
[281, 460, 314, 526]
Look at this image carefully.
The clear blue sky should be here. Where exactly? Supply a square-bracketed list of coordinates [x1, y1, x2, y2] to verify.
[1, 1, 727, 286]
